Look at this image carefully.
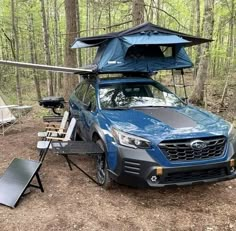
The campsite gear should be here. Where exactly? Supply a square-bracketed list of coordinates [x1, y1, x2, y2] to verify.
[0, 105, 17, 135]
[0, 105, 32, 135]
[39, 96, 65, 115]
[0, 158, 43, 208]
[71, 22, 212, 73]
[0, 59, 92, 74]
[43, 115, 63, 123]
[51, 141, 103, 185]
[12, 105, 32, 131]
[38, 111, 69, 139]
[0, 22, 212, 75]
[37, 118, 77, 162]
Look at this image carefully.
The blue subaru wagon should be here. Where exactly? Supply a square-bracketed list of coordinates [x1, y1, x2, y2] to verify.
[69, 75, 236, 188]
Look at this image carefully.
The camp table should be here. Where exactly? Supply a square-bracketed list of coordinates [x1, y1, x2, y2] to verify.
[51, 141, 104, 185]
[12, 105, 32, 130]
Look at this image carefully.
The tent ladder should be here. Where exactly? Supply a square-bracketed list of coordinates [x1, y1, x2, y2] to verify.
[181, 69, 188, 102]
[171, 69, 188, 103]
[171, 70, 177, 94]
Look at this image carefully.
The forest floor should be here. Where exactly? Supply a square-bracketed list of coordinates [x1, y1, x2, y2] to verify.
[0, 86, 236, 231]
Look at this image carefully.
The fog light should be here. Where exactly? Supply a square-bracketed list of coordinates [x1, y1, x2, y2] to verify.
[230, 159, 235, 167]
[150, 175, 158, 182]
[156, 167, 163, 176]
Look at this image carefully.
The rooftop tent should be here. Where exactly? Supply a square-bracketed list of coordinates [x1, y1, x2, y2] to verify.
[93, 36, 193, 73]
[71, 22, 212, 48]
[71, 22, 212, 73]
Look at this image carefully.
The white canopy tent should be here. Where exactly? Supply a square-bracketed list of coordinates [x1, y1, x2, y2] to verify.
[0, 93, 17, 135]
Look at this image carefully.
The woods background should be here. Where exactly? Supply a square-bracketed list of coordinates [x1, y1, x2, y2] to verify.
[0, 0, 235, 119]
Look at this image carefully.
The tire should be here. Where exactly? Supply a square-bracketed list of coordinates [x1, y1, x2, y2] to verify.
[95, 139, 113, 189]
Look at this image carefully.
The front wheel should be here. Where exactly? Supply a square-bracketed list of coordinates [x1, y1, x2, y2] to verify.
[95, 139, 113, 189]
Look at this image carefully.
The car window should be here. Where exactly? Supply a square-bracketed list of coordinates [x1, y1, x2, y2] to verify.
[83, 84, 96, 111]
[75, 82, 88, 102]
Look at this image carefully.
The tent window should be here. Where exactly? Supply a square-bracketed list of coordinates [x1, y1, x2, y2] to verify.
[126, 45, 174, 58]
[160, 46, 173, 57]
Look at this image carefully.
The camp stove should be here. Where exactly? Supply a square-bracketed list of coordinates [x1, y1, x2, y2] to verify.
[39, 96, 65, 115]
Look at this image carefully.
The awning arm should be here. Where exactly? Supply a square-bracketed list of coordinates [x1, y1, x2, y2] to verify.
[0, 60, 93, 74]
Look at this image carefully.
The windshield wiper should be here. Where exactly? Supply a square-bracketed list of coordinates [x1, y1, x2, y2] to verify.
[103, 106, 129, 110]
[129, 105, 184, 108]
[129, 105, 165, 108]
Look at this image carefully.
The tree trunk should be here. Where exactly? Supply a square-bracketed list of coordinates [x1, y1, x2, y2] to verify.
[40, 0, 53, 96]
[28, 13, 41, 101]
[54, 0, 61, 96]
[63, 0, 78, 100]
[11, 0, 22, 105]
[193, 0, 201, 79]
[190, 0, 215, 105]
[156, 0, 160, 24]
[132, 0, 145, 26]
[75, 0, 82, 67]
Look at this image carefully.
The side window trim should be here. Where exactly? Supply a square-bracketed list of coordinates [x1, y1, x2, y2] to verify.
[83, 83, 97, 111]
[81, 83, 89, 103]
[75, 82, 89, 103]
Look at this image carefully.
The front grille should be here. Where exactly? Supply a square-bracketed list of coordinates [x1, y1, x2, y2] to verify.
[165, 167, 227, 183]
[159, 136, 226, 162]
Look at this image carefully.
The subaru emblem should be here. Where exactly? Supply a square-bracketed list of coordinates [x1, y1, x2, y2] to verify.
[190, 140, 207, 150]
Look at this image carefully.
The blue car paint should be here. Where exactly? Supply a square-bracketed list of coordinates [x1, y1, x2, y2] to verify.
[69, 77, 232, 174]
[101, 107, 230, 168]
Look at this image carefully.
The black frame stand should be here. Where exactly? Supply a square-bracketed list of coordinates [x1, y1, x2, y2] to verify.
[51, 141, 104, 185]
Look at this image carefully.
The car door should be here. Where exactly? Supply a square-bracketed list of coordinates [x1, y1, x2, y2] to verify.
[80, 83, 97, 140]
[69, 81, 89, 140]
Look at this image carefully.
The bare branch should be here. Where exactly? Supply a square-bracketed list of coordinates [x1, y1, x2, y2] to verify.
[1, 28, 16, 59]
[61, 20, 132, 36]
[144, 4, 188, 30]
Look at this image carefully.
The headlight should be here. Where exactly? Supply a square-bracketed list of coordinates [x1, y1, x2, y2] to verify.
[228, 123, 236, 141]
[111, 128, 151, 149]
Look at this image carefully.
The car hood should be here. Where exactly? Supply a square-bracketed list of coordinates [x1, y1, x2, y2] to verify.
[101, 105, 230, 143]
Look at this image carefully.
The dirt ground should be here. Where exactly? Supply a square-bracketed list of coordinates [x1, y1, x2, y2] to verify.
[1, 116, 236, 231]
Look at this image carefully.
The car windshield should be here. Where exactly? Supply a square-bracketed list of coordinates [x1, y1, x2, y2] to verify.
[99, 81, 185, 109]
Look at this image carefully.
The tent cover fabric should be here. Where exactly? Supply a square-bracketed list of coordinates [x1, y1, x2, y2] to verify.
[72, 22, 212, 73]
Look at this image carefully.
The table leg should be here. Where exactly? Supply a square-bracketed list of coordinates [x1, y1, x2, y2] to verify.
[63, 155, 73, 171]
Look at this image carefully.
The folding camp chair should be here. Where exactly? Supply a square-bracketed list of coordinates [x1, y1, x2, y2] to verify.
[0, 158, 44, 208]
[43, 115, 63, 123]
[38, 111, 69, 139]
[43, 110, 68, 127]
[37, 117, 77, 162]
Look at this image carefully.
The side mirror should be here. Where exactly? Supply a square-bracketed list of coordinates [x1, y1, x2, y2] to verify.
[180, 97, 188, 104]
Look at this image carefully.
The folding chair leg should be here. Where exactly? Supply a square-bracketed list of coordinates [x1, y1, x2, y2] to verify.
[39, 140, 52, 163]
[39, 149, 46, 162]
[63, 155, 73, 171]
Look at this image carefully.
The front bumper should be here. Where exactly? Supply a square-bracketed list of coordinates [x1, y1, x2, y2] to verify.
[108, 146, 236, 188]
